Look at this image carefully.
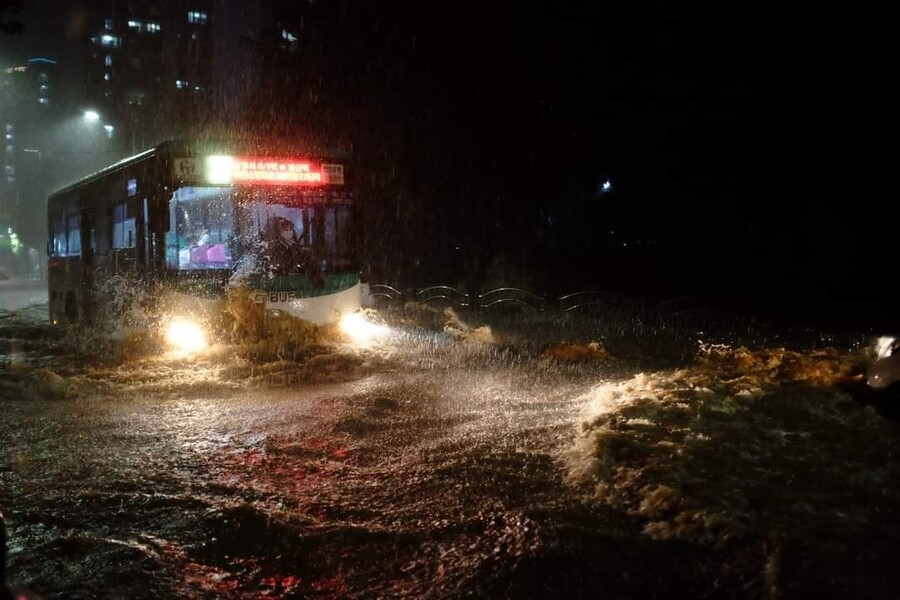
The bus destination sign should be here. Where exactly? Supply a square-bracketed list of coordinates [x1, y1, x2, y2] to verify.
[232, 158, 323, 184]
[174, 156, 344, 186]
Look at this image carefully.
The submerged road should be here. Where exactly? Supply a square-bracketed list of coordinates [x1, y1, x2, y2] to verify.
[0, 280, 47, 313]
[3, 304, 896, 598]
[1, 362, 622, 599]
[1, 342, 765, 599]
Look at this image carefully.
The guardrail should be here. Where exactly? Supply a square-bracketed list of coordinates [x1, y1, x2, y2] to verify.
[415, 285, 470, 308]
[362, 283, 859, 352]
[364, 283, 765, 324]
[366, 284, 636, 313]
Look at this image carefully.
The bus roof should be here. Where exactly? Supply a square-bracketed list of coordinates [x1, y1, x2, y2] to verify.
[48, 138, 351, 199]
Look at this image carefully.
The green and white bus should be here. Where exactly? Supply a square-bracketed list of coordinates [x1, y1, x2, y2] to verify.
[47, 139, 360, 330]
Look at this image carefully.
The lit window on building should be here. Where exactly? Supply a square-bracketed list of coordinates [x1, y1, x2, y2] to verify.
[100, 35, 120, 47]
[146, 23, 160, 33]
[176, 80, 188, 89]
[38, 98, 49, 105]
[282, 29, 299, 42]
[105, 55, 113, 66]
[104, 72, 111, 81]
[187, 11, 208, 24]
[128, 20, 142, 30]
[105, 18, 114, 31]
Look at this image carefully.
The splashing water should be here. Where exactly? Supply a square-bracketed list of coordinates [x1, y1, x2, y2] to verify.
[564, 342, 899, 596]
[2, 296, 899, 597]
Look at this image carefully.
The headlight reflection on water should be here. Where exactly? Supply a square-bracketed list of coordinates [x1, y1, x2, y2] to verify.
[165, 317, 208, 355]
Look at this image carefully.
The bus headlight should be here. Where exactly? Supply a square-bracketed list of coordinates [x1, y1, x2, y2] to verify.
[339, 311, 389, 346]
[165, 317, 208, 355]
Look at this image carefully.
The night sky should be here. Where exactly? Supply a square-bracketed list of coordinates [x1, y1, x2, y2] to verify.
[1, 1, 887, 327]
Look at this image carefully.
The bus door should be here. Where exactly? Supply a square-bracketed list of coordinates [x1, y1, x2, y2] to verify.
[79, 206, 96, 321]
[138, 194, 170, 284]
[135, 196, 147, 274]
[146, 193, 169, 274]
[110, 198, 138, 274]
[111, 196, 154, 276]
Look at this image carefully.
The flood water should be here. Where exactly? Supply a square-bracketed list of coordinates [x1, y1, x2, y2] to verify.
[2, 294, 899, 599]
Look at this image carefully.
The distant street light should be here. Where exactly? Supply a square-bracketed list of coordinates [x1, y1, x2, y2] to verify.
[83, 110, 100, 123]
[595, 178, 613, 198]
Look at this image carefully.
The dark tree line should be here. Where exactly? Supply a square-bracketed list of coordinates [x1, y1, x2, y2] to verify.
[0, 0, 22, 34]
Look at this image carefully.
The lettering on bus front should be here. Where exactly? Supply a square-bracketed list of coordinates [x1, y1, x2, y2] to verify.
[250, 290, 297, 304]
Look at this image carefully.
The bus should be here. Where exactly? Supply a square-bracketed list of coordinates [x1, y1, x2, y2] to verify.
[47, 139, 360, 333]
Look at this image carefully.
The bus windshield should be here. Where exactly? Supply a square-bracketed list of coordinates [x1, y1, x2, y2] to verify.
[165, 186, 352, 273]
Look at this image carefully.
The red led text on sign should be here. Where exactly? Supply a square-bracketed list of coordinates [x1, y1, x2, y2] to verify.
[232, 158, 325, 185]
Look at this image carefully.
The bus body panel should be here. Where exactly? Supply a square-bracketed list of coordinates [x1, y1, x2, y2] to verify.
[244, 278, 362, 325]
[47, 256, 83, 325]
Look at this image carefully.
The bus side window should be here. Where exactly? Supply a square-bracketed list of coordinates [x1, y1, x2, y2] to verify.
[301, 208, 313, 245]
[336, 205, 351, 255]
[93, 205, 111, 254]
[67, 213, 82, 255]
[311, 207, 323, 247]
[324, 206, 337, 253]
[112, 203, 136, 249]
[52, 216, 66, 256]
